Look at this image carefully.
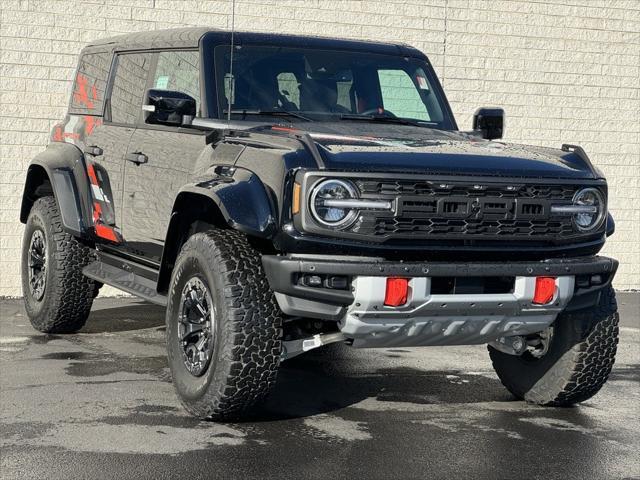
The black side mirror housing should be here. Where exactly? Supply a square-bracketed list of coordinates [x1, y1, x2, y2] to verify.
[472, 107, 504, 140]
[143, 89, 196, 127]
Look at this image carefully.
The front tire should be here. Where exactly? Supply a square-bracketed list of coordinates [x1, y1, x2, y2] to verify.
[166, 230, 282, 420]
[21, 196, 97, 333]
[489, 286, 619, 406]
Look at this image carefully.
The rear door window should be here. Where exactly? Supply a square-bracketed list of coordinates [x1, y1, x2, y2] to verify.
[69, 51, 111, 116]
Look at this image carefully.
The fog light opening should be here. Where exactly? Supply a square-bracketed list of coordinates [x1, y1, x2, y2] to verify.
[300, 274, 350, 290]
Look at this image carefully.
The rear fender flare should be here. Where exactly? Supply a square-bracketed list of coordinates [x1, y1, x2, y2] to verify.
[20, 143, 92, 237]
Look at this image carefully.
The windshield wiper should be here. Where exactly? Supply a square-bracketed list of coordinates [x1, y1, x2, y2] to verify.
[339, 113, 433, 127]
[226, 109, 312, 122]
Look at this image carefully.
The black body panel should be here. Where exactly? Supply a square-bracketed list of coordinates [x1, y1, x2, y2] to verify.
[298, 123, 598, 179]
[122, 127, 206, 262]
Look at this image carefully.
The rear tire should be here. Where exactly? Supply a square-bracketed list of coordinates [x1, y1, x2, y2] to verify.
[489, 286, 619, 406]
[166, 230, 282, 420]
[21, 196, 97, 333]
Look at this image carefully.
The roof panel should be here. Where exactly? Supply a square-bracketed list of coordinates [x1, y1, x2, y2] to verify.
[86, 27, 212, 50]
[82, 27, 424, 58]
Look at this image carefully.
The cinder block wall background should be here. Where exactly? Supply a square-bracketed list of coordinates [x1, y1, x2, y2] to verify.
[1, 0, 639, 296]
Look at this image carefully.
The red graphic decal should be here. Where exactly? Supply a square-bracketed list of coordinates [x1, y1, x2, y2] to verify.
[87, 164, 99, 185]
[73, 73, 95, 109]
[92, 201, 119, 242]
[52, 123, 79, 143]
[84, 116, 102, 135]
[271, 125, 298, 133]
[95, 224, 119, 242]
[89, 170, 121, 244]
[92, 201, 102, 223]
[52, 124, 64, 142]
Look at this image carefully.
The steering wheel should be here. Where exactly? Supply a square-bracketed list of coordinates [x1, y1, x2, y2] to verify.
[360, 108, 397, 118]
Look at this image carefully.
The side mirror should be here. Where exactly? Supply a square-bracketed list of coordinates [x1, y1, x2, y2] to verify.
[142, 89, 196, 127]
[472, 107, 504, 140]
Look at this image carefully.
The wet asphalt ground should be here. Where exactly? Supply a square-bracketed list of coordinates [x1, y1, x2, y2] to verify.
[0, 293, 638, 480]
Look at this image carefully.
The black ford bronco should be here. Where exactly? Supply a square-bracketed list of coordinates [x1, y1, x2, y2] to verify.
[20, 28, 619, 420]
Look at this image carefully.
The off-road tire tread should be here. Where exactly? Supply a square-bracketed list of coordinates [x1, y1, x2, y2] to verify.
[23, 196, 96, 333]
[490, 287, 618, 406]
[168, 229, 282, 420]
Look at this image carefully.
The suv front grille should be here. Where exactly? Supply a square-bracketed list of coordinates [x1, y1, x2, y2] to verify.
[349, 180, 583, 241]
[361, 217, 574, 238]
[356, 180, 576, 200]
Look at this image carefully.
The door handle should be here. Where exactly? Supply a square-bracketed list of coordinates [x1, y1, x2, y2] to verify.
[84, 145, 103, 157]
[125, 152, 148, 165]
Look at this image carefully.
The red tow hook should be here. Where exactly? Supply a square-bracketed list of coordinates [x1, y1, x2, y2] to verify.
[532, 277, 557, 305]
[384, 278, 409, 307]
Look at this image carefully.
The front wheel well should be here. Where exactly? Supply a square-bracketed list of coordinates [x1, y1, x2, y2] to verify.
[157, 192, 279, 294]
[20, 165, 54, 223]
[157, 193, 229, 294]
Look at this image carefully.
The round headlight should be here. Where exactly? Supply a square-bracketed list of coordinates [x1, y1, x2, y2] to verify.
[573, 187, 605, 231]
[310, 179, 359, 228]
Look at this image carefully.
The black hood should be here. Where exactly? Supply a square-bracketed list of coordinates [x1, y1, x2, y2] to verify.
[295, 122, 598, 179]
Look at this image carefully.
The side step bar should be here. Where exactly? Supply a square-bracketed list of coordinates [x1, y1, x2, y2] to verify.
[83, 255, 167, 307]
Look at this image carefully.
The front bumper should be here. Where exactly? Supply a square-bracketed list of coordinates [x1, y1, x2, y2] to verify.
[262, 255, 618, 348]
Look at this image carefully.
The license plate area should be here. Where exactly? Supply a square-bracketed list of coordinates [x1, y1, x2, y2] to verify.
[430, 276, 515, 295]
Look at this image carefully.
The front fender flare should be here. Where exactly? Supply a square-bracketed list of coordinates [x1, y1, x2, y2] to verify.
[183, 167, 277, 238]
[157, 168, 278, 293]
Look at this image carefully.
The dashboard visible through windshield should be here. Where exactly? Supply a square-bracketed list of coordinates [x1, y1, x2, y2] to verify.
[212, 45, 455, 130]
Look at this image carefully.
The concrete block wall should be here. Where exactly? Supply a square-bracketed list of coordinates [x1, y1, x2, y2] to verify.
[1, 0, 638, 295]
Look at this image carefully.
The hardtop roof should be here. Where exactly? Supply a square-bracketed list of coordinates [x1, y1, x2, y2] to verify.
[83, 27, 425, 58]
[85, 27, 211, 50]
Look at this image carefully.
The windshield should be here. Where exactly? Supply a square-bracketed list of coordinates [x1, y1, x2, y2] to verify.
[213, 45, 455, 129]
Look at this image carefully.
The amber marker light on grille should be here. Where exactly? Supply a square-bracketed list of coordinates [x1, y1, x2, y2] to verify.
[292, 182, 301, 215]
